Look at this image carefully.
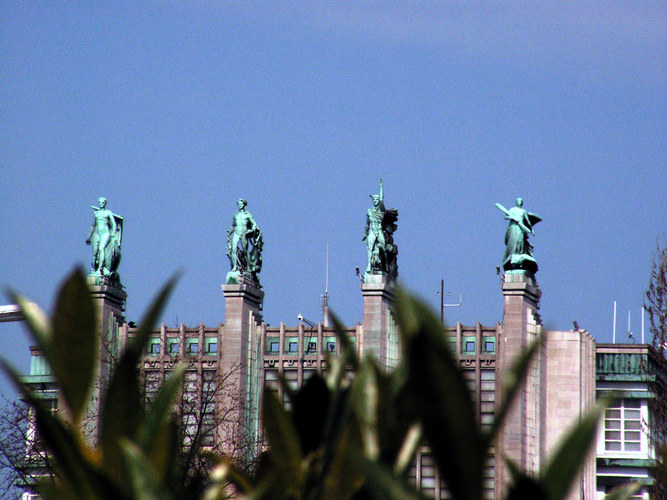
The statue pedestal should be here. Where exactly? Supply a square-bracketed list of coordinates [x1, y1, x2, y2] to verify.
[86, 275, 127, 438]
[495, 272, 542, 496]
[361, 274, 398, 369]
[225, 270, 260, 286]
[220, 281, 264, 458]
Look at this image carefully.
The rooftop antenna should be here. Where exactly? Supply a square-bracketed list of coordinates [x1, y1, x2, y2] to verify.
[437, 279, 462, 324]
[627, 310, 634, 343]
[641, 306, 645, 344]
[612, 301, 617, 344]
[320, 243, 330, 326]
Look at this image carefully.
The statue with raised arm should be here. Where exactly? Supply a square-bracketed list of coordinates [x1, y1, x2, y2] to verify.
[86, 197, 123, 281]
[226, 198, 263, 285]
[363, 179, 399, 281]
[495, 198, 541, 274]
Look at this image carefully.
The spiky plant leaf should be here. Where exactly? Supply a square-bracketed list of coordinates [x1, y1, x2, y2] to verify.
[50, 268, 97, 422]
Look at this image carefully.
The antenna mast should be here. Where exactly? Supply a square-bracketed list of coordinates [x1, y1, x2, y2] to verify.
[321, 243, 330, 326]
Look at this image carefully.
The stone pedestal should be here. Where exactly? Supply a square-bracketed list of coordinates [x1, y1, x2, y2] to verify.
[220, 281, 264, 453]
[495, 272, 542, 496]
[495, 272, 595, 500]
[361, 274, 397, 369]
[86, 276, 126, 436]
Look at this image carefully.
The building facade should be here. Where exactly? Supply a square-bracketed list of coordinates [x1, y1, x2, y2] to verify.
[20, 272, 664, 499]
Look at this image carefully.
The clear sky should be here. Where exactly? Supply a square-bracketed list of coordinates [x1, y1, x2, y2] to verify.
[1, 2, 665, 397]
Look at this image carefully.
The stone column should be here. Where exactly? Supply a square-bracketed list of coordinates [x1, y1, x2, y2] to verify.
[220, 279, 264, 456]
[86, 277, 127, 435]
[361, 274, 396, 369]
[221, 280, 263, 391]
[495, 272, 542, 496]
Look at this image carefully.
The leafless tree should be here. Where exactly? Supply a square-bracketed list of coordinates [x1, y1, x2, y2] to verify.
[644, 236, 667, 499]
[143, 360, 262, 487]
[0, 396, 57, 500]
[645, 236, 667, 358]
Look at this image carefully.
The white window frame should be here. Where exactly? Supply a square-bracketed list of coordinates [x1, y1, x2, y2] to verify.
[597, 398, 649, 458]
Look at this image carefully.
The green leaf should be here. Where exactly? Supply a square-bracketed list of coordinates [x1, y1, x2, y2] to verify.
[138, 365, 186, 480]
[99, 273, 180, 482]
[396, 290, 485, 500]
[9, 292, 53, 361]
[120, 440, 164, 500]
[327, 312, 359, 386]
[539, 398, 610, 500]
[318, 418, 365, 500]
[292, 374, 330, 455]
[351, 359, 381, 461]
[50, 268, 97, 421]
[393, 423, 422, 475]
[202, 456, 254, 499]
[261, 387, 303, 493]
[604, 482, 641, 500]
[0, 361, 122, 500]
[486, 331, 543, 447]
[357, 456, 425, 500]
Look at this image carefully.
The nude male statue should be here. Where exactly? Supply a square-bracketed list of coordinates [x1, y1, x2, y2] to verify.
[226, 198, 261, 273]
[86, 197, 117, 275]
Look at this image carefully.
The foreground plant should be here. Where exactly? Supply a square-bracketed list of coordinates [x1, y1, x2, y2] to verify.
[2, 270, 638, 499]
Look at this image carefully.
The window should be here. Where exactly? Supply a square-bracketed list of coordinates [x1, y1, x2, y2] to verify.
[462, 336, 476, 354]
[205, 339, 218, 354]
[603, 399, 644, 453]
[285, 337, 298, 354]
[187, 341, 199, 355]
[307, 341, 317, 353]
[483, 338, 495, 353]
[168, 341, 180, 355]
[324, 336, 336, 353]
[266, 337, 279, 354]
[148, 341, 161, 355]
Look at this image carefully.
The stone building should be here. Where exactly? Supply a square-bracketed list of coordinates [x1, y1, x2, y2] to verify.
[19, 268, 664, 499]
[17, 194, 663, 499]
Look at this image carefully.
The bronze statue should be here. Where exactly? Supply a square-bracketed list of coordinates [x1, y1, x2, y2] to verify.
[226, 199, 263, 284]
[495, 198, 541, 274]
[363, 179, 398, 281]
[86, 197, 122, 280]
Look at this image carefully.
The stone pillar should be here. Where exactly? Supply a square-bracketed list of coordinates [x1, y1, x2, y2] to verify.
[361, 274, 396, 369]
[86, 277, 127, 434]
[495, 272, 542, 496]
[221, 280, 263, 391]
[541, 329, 596, 500]
[220, 279, 264, 455]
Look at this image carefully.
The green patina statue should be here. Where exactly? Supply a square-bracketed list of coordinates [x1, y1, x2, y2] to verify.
[226, 198, 263, 285]
[86, 197, 123, 281]
[495, 198, 541, 274]
[363, 179, 398, 281]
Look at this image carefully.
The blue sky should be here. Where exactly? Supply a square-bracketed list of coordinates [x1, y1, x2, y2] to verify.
[1, 2, 665, 396]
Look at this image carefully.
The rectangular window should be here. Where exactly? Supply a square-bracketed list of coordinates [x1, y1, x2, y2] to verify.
[604, 399, 643, 453]
[483, 338, 496, 353]
[285, 337, 298, 354]
[462, 336, 476, 355]
[168, 340, 180, 355]
[266, 337, 280, 354]
[306, 341, 317, 353]
[205, 339, 218, 354]
[324, 336, 336, 353]
[148, 341, 161, 355]
[186, 341, 199, 355]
